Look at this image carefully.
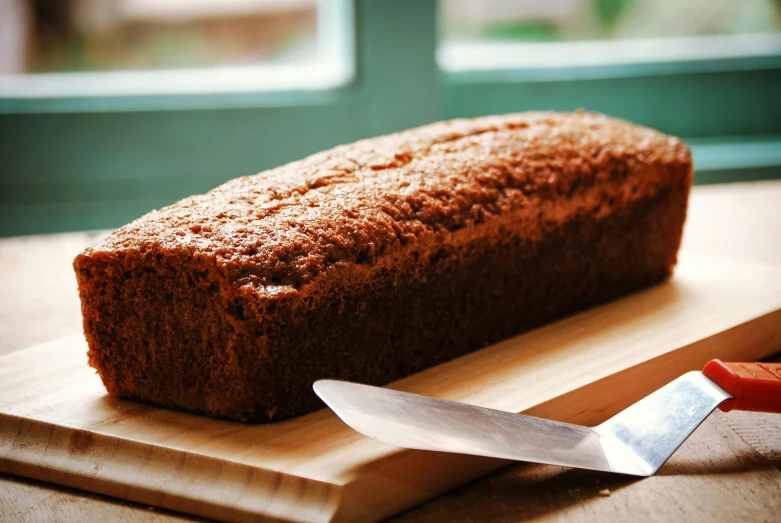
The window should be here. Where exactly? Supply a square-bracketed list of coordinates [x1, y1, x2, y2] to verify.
[1, 0, 779, 237]
[0, 0, 352, 97]
[0, 0, 360, 236]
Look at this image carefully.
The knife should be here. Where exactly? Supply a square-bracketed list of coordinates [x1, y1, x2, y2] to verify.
[314, 360, 781, 476]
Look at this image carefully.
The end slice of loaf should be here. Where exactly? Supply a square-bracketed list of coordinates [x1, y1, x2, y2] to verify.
[74, 111, 693, 421]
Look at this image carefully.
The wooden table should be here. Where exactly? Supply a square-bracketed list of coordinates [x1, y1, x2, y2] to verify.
[1, 181, 780, 522]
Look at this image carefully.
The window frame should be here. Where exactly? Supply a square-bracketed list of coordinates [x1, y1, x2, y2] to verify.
[0, 0, 355, 108]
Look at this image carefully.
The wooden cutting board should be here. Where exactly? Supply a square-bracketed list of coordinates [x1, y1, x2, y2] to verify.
[2, 253, 781, 523]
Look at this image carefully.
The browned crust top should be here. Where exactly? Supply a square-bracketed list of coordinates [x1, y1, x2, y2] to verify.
[84, 111, 691, 288]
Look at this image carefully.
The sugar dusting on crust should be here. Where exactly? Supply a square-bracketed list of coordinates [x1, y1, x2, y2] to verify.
[88, 111, 691, 288]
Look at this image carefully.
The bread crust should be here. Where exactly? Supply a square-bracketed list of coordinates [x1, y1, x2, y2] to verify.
[74, 111, 693, 421]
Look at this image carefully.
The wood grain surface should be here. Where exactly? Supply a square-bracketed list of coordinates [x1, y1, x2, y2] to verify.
[1, 181, 781, 522]
[2, 253, 781, 522]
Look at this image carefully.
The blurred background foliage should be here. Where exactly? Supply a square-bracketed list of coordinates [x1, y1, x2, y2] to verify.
[442, 0, 781, 42]
[0, 0, 780, 236]
[13, 0, 318, 74]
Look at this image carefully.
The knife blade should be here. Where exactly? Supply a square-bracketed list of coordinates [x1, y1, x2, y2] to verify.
[314, 360, 781, 476]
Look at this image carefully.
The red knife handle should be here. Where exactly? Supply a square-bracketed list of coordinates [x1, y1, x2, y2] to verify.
[703, 360, 781, 413]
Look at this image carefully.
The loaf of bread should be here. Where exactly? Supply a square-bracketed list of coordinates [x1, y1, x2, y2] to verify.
[74, 111, 692, 422]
